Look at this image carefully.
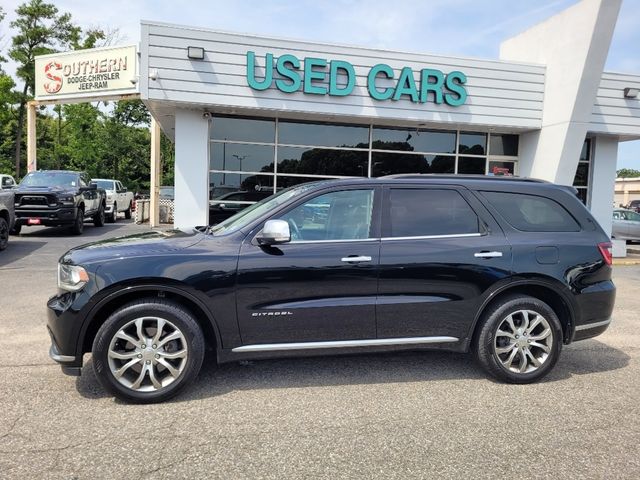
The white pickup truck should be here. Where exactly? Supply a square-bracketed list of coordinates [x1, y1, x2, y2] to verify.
[93, 179, 134, 222]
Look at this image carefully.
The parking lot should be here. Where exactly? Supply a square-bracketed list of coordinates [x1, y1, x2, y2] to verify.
[0, 221, 639, 479]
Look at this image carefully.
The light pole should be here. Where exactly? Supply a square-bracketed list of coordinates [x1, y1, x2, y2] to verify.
[232, 154, 247, 189]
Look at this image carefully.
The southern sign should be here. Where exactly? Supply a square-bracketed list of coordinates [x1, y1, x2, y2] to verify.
[246, 51, 467, 107]
[35, 45, 138, 101]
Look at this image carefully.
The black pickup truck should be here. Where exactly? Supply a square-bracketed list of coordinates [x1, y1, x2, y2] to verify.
[13, 170, 107, 235]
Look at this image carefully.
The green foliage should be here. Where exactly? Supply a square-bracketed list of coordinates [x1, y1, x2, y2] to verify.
[9, 0, 79, 96]
[0, 2, 175, 189]
[617, 168, 640, 178]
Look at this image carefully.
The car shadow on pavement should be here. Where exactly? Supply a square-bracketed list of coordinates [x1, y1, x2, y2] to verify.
[0, 240, 48, 268]
[74, 338, 630, 403]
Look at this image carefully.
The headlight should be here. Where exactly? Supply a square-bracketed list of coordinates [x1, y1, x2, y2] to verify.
[59, 195, 74, 206]
[57, 263, 89, 292]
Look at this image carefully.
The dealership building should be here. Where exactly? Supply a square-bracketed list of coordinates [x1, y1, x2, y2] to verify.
[35, 0, 640, 234]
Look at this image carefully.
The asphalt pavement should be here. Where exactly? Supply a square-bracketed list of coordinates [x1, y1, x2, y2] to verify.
[0, 220, 639, 479]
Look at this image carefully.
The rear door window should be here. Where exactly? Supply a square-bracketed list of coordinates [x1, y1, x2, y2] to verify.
[385, 188, 480, 238]
[481, 191, 580, 232]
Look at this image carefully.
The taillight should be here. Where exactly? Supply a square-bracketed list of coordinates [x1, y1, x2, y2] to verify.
[598, 242, 612, 266]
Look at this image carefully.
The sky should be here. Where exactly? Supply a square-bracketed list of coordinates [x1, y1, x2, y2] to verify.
[1, 0, 639, 170]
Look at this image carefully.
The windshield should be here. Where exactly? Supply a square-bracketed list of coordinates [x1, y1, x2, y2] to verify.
[209, 182, 320, 236]
[627, 211, 640, 222]
[20, 172, 78, 188]
[95, 180, 115, 190]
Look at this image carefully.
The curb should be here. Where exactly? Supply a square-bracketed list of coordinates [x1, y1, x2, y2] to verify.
[613, 258, 640, 265]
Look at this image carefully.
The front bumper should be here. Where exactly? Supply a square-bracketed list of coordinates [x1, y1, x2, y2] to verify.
[15, 206, 77, 226]
[47, 291, 88, 376]
[48, 341, 82, 376]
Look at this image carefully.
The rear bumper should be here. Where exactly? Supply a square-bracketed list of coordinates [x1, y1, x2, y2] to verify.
[570, 280, 616, 342]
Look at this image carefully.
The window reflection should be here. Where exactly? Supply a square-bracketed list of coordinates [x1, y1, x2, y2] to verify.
[209, 172, 274, 197]
[458, 156, 486, 174]
[489, 134, 518, 156]
[573, 163, 589, 186]
[210, 117, 275, 143]
[279, 121, 369, 148]
[459, 132, 486, 155]
[276, 176, 329, 189]
[372, 152, 454, 177]
[372, 128, 456, 154]
[278, 146, 368, 177]
[210, 143, 275, 173]
[488, 161, 515, 176]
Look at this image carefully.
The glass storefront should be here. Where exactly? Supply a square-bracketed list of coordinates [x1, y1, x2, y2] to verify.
[572, 139, 591, 205]
[208, 116, 520, 213]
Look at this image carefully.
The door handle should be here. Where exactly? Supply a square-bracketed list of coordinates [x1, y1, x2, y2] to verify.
[474, 251, 503, 258]
[341, 255, 372, 263]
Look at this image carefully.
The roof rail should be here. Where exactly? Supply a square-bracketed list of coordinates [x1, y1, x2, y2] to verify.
[382, 174, 549, 183]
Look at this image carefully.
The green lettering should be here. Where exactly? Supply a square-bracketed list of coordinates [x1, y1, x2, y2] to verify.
[444, 71, 467, 106]
[420, 68, 444, 104]
[393, 67, 419, 102]
[329, 60, 355, 96]
[367, 64, 394, 100]
[246, 51, 273, 91]
[275, 54, 301, 93]
[303, 57, 328, 95]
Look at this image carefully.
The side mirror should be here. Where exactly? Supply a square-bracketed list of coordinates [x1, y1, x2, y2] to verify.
[89, 182, 98, 190]
[257, 219, 291, 245]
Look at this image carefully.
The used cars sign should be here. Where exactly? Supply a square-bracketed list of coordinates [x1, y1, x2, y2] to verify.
[35, 45, 138, 101]
[246, 51, 468, 107]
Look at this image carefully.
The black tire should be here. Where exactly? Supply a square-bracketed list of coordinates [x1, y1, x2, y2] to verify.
[92, 298, 205, 403]
[10, 223, 21, 235]
[70, 208, 84, 235]
[473, 295, 563, 384]
[0, 217, 8, 251]
[124, 201, 132, 219]
[108, 203, 117, 223]
[93, 204, 105, 227]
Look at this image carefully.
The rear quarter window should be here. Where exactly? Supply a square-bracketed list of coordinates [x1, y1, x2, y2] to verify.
[480, 191, 580, 232]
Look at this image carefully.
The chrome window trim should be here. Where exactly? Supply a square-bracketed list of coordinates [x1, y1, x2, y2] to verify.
[574, 319, 611, 331]
[289, 238, 379, 245]
[381, 233, 482, 241]
[232, 336, 459, 353]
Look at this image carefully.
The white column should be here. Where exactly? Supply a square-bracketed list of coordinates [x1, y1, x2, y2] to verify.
[500, 0, 621, 184]
[27, 102, 37, 172]
[589, 136, 618, 237]
[149, 116, 161, 227]
[174, 109, 209, 228]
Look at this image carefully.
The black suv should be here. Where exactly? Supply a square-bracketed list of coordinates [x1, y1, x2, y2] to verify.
[47, 176, 615, 403]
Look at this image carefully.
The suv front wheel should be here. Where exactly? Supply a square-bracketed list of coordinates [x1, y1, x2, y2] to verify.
[92, 299, 205, 403]
[474, 295, 563, 383]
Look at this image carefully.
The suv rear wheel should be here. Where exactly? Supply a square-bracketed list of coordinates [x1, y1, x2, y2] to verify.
[474, 295, 562, 383]
[92, 299, 205, 403]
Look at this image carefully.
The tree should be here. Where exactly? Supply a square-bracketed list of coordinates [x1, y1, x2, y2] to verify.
[617, 168, 640, 178]
[8, 0, 79, 178]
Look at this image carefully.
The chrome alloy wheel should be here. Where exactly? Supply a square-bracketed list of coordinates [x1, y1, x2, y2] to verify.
[107, 317, 188, 392]
[493, 310, 553, 374]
